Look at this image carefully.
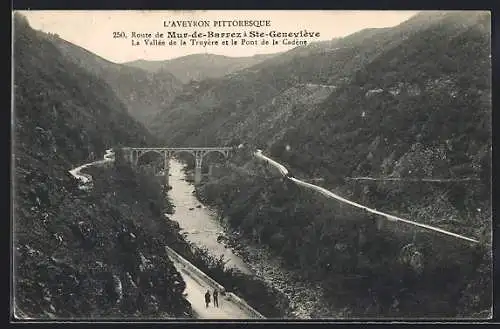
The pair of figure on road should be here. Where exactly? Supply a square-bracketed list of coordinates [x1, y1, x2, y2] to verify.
[205, 289, 219, 308]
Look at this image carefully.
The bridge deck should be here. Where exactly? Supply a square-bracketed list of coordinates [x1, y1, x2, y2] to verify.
[124, 147, 233, 150]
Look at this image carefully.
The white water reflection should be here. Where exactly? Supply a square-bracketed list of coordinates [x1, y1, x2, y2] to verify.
[167, 159, 253, 275]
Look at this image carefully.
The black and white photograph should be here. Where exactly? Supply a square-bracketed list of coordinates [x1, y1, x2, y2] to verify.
[11, 10, 492, 321]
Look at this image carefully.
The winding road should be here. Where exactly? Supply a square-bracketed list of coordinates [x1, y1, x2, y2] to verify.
[68, 149, 115, 188]
[67, 147, 480, 320]
[68, 150, 265, 319]
[254, 149, 480, 244]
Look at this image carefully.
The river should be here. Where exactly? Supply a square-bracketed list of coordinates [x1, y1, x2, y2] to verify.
[167, 159, 253, 274]
[69, 151, 338, 318]
[166, 158, 343, 319]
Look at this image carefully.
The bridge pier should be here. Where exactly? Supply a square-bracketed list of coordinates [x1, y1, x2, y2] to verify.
[164, 151, 170, 186]
[122, 148, 134, 166]
[194, 152, 203, 185]
[128, 149, 134, 167]
[130, 149, 140, 168]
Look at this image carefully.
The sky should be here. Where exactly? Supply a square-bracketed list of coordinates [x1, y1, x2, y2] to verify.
[18, 10, 419, 63]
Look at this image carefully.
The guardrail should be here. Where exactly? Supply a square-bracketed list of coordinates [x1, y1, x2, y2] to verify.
[225, 291, 266, 319]
[165, 246, 226, 294]
[164, 246, 265, 319]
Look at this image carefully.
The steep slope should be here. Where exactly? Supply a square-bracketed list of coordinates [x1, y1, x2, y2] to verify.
[151, 12, 491, 235]
[271, 10, 491, 235]
[226, 83, 337, 147]
[46, 33, 183, 125]
[12, 14, 192, 319]
[125, 53, 278, 83]
[150, 11, 466, 146]
[182, 11, 491, 318]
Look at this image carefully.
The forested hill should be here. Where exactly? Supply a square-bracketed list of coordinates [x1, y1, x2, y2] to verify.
[272, 12, 492, 247]
[47, 31, 183, 125]
[149, 11, 486, 147]
[192, 11, 491, 318]
[13, 14, 155, 166]
[271, 11, 491, 208]
[152, 10, 491, 245]
[125, 53, 278, 83]
[13, 14, 191, 318]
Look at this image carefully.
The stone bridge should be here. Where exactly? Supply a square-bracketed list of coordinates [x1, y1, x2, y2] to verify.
[121, 147, 233, 184]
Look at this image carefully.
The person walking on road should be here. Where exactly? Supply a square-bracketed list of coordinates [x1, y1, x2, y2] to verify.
[205, 290, 211, 308]
[213, 290, 219, 307]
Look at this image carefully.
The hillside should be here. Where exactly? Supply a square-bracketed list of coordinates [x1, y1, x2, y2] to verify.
[12, 13, 192, 318]
[160, 11, 492, 317]
[46, 33, 183, 125]
[198, 149, 491, 318]
[149, 12, 470, 146]
[125, 53, 278, 83]
[270, 10, 491, 236]
[151, 11, 491, 234]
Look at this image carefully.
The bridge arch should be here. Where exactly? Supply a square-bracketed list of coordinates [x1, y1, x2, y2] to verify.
[201, 149, 230, 161]
[170, 149, 196, 158]
[200, 150, 229, 176]
[135, 150, 166, 176]
[136, 149, 165, 162]
[124, 147, 233, 184]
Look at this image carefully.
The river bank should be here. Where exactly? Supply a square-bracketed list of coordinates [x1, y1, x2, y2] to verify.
[216, 222, 347, 319]
[166, 160, 292, 318]
[176, 162, 345, 318]
[167, 160, 253, 274]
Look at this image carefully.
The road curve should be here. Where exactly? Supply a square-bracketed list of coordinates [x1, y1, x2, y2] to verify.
[68, 149, 115, 189]
[254, 150, 480, 244]
[255, 149, 289, 176]
[68, 150, 264, 319]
